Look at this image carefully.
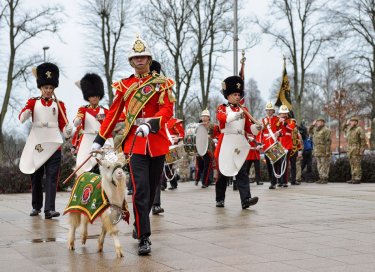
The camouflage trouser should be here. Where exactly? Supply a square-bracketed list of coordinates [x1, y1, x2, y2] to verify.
[296, 156, 302, 181]
[316, 156, 330, 180]
[349, 155, 362, 181]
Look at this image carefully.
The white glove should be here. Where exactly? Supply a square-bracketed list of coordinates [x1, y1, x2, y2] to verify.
[20, 109, 32, 123]
[250, 124, 261, 136]
[91, 142, 102, 152]
[73, 117, 82, 127]
[226, 112, 243, 123]
[63, 124, 73, 138]
[136, 124, 150, 137]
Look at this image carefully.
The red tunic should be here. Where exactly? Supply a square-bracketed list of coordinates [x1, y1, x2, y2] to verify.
[72, 105, 109, 151]
[259, 115, 282, 151]
[167, 118, 185, 138]
[96, 74, 174, 157]
[214, 104, 253, 160]
[19, 97, 68, 131]
[279, 118, 296, 150]
[246, 136, 260, 160]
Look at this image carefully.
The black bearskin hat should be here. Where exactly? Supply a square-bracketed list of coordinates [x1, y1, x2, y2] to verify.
[221, 76, 244, 99]
[80, 73, 104, 101]
[36, 62, 59, 88]
[150, 60, 161, 74]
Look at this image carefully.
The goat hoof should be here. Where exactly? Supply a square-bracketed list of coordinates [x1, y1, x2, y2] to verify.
[69, 244, 75, 250]
[81, 238, 87, 245]
[116, 249, 124, 258]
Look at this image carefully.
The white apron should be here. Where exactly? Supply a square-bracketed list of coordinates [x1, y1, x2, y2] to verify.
[19, 100, 63, 174]
[218, 106, 250, 177]
[75, 109, 113, 176]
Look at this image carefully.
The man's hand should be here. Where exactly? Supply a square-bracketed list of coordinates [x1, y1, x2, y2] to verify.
[136, 124, 150, 137]
[73, 117, 82, 127]
[63, 124, 73, 138]
[91, 142, 102, 152]
[20, 109, 32, 123]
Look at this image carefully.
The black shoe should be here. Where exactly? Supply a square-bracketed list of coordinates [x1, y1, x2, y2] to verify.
[161, 185, 166, 191]
[201, 184, 208, 188]
[256, 181, 264, 185]
[277, 183, 283, 187]
[291, 181, 301, 185]
[152, 205, 164, 215]
[30, 209, 41, 216]
[168, 186, 177, 190]
[269, 185, 276, 189]
[216, 200, 225, 207]
[127, 190, 133, 195]
[45, 211, 60, 219]
[195, 180, 199, 186]
[138, 237, 151, 255]
[283, 184, 288, 188]
[242, 197, 259, 209]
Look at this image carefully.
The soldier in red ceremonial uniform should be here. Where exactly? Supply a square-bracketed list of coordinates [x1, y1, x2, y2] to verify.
[214, 76, 260, 209]
[19, 62, 72, 219]
[195, 109, 220, 188]
[278, 105, 296, 187]
[73, 73, 112, 176]
[246, 134, 263, 185]
[259, 102, 282, 189]
[92, 36, 175, 255]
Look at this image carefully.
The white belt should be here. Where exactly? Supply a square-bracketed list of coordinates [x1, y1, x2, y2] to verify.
[285, 132, 291, 136]
[83, 130, 98, 134]
[32, 121, 58, 128]
[221, 128, 245, 135]
[133, 118, 152, 126]
[263, 133, 269, 137]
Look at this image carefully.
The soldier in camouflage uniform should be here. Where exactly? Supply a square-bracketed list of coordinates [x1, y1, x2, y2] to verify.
[309, 117, 331, 184]
[343, 116, 366, 184]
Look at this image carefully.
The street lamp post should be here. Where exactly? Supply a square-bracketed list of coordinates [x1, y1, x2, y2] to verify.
[43, 46, 50, 62]
[233, 0, 238, 75]
[327, 56, 335, 129]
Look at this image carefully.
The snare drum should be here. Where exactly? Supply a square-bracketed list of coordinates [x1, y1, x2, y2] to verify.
[165, 144, 185, 164]
[183, 123, 208, 156]
[264, 141, 287, 163]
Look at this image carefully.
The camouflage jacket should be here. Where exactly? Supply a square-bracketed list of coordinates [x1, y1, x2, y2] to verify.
[309, 125, 331, 157]
[343, 124, 366, 157]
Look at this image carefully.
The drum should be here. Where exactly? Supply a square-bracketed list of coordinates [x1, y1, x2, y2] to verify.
[165, 144, 185, 164]
[183, 123, 208, 156]
[264, 141, 287, 163]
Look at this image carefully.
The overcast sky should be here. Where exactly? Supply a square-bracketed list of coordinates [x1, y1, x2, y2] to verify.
[1, 0, 285, 138]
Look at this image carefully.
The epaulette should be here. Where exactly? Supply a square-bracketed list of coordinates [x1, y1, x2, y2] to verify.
[84, 105, 90, 108]
[30, 96, 41, 100]
[155, 75, 171, 87]
[111, 81, 122, 93]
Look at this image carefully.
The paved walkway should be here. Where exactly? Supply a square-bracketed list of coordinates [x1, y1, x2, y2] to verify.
[1, 182, 375, 271]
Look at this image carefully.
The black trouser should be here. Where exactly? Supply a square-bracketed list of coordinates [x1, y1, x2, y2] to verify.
[265, 155, 279, 185]
[195, 156, 204, 181]
[289, 151, 297, 183]
[30, 150, 61, 213]
[279, 150, 291, 185]
[129, 154, 165, 239]
[246, 159, 261, 182]
[201, 153, 213, 186]
[216, 161, 251, 204]
[301, 150, 313, 179]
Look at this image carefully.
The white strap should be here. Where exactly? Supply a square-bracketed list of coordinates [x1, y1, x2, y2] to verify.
[32, 121, 58, 128]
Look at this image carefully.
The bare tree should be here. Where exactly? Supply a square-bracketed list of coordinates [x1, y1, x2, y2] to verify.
[188, 0, 233, 110]
[256, 0, 331, 123]
[245, 78, 265, 119]
[142, 0, 197, 119]
[330, 0, 375, 149]
[82, 0, 131, 104]
[0, 0, 62, 162]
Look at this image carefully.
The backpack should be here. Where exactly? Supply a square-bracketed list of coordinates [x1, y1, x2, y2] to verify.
[303, 137, 313, 151]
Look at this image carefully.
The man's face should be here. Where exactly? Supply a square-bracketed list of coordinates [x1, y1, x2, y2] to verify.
[279, 113, 288, 119]
[201, 116, 210, 123]
[227, 92, 241, 105]
[40, 85, 55, 98]
[350, 120, 357, 126]
[88, 96, 100, 106]
[130, 56, 149, 71]
[266, 109, 275, 117]
[316, 120, 324, 127]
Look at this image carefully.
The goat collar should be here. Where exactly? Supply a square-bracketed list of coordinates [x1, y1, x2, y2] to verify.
[108, 204, 123, 225]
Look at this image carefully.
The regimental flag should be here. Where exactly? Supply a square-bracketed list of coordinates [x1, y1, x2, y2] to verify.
[275, 57, 293, 111]
[239, 50, 246, 105]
